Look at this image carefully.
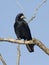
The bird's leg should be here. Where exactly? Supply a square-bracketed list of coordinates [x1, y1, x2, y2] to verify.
[21, 39, 25, 44]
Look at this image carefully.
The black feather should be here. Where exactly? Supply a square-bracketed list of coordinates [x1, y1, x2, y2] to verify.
[14, 13, 34, 52]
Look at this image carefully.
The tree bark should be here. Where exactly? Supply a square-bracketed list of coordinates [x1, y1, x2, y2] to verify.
[0, 37, 49, 55]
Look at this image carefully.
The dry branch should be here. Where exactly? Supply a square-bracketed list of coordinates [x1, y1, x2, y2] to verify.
[0, 54, 7, 65]
[28, 0, 47, 23]
[16, 44, 21, 65]
[0, 37, 49, 55]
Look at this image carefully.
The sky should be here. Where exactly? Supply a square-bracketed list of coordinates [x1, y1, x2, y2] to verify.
[0, 0, 49, 65]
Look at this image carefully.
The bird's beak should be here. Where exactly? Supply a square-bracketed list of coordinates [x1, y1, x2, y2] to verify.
[21, 16, 26, 19]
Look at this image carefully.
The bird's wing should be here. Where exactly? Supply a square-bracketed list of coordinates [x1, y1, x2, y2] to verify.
[21, 21, 32, 40]
[22, 21, 34, 52]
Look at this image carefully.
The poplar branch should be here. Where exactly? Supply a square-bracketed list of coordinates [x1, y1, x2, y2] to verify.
[0, 37, 49, 55]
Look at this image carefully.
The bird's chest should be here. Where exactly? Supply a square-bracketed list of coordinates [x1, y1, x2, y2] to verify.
[16, 23, 25, 34]
[16, 23, 25, 38]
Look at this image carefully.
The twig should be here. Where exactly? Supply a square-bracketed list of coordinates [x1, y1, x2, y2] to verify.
[28, 0, 47, 23]
[16, 44, 21, 65]
[0, 37, 49, 55]
[16, 0, 24, 12]
[0, 54, 7, 65]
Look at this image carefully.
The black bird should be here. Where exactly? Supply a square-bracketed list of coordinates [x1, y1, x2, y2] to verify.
[14, 13, 34, 52]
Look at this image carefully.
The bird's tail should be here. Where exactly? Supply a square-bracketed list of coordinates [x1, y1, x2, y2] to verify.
[26, 44, 34, 52]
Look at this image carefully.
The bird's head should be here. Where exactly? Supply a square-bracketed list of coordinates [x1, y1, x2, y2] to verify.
[16, 13, 26, 21]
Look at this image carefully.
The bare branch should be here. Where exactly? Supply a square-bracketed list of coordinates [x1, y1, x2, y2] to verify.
[28, 0, 47, 23]
[0, 37, 49, 55]
[0, 54, 7, 65]
[16, 44, 21, 65]
[16, 0, 24, 12]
